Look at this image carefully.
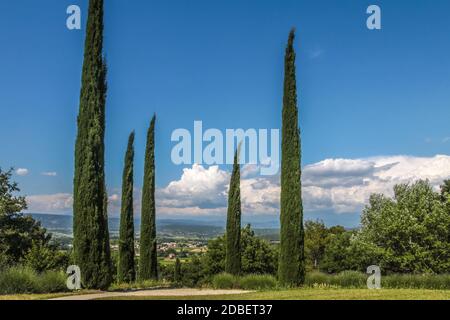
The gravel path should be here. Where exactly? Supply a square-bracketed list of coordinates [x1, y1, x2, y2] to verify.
[49, 289, 250, 300]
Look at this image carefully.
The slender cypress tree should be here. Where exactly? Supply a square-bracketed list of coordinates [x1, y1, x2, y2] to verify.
[225, 146, 242, 275]
[118, 132, 136, 283]
[73, 0, 112, 290]
[139, 115, 158, 280]
[278, 29, 305, 286]
[174, 258, 182, 283]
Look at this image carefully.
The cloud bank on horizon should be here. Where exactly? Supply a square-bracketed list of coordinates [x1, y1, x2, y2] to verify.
[25, 154, 450, 223]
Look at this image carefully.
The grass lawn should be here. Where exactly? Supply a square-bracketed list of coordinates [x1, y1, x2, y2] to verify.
[0, 291, 99, 300]
[100, 288, 450, 300]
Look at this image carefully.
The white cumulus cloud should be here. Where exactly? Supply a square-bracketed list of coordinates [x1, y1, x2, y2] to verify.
[26, 193, 73, 213]
[41, 172, 57, 177]
[16, 168, 29, 176]
[156, 155, 450, 216]
[22, 155, 450, 218]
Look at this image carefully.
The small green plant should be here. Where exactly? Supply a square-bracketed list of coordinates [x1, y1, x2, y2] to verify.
[305, 272, 330, 287]
[238, 274, 277, 290]
[211, 273, 238, 289]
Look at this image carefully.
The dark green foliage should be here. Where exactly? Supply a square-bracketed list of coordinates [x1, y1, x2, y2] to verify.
[180, 255, 204, 287]
[174, 258, 182, 283]
[304, 220, 346, 270]
[24, 242, 70, 273]
[118, 132, 136, 283]
[211, 273, 237, 289]
[202, 235, 226, 276]
[204, 225, 277, 276]
[304, 220, 328, 269]
[440, 180, 450, 202]
[0, 267, 68, 294]
[139, 115, 158, 280]
[357, 181, 450, 274]
[0, 168, 50, 268]
[72, 0, 112, 289]
[322, 181, 450, 274]
[240, 225, 278, 275]
[321, 231, 376, 273]
[225, 148, 242, 275]
[279, 29, 305, 286]
[237, 274, 278, 290]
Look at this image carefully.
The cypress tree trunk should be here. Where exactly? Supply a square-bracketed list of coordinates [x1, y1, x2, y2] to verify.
[118, 132, 136, 283]
[73, 0, 112, 290]
[139, 115, 158, 280]
[225, 147, 242, 275]
[278, 29, 305, 286]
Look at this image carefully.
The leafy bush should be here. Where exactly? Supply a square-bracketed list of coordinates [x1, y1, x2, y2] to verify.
[356, 181, 450, 274]
[211, 273, 238, 289]
[24, 242, 70, 273]
[305, 272, 330, 287]
[238, 274, 277, 290]
[203, 225, 278, 277]
[0, 266, 68, 294]
[37, 271, 68, 293]
[0, 169, 51, 267]
[180, 255, 205, 287]
[333, 271, 366, 288]
[0, 266, 39, 294]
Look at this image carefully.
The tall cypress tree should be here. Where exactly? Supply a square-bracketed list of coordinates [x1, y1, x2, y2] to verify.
[225, 146, 242, 275]
[118, 132, 136, 283]
[174, 258, 182, 283]
[278, 29, 305, 286]
[73, 0, 112, 290]
[139, 115, 158, 280]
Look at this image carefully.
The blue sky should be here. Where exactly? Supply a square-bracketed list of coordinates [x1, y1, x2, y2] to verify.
[1, 0, 450, 226]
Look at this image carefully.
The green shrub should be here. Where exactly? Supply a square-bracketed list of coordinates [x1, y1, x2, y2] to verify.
[0, 266, 68, 294]
[0, 267, 39, 294]
[238, 274, 277, 290]
[24, 243, 70, 273]
[305, 272, 330, 287]
[37, 271, 68, 293]
[333, 271, 366, 288]
[211, 273, 238, 289]
[383, 274, 450, 290]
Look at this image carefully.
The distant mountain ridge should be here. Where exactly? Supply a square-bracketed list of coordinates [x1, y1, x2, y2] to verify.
[27, 213, 280, 240]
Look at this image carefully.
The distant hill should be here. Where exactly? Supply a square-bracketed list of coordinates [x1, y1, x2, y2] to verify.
[27, 213, 226, 239]
[27, 213, 279, 240]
